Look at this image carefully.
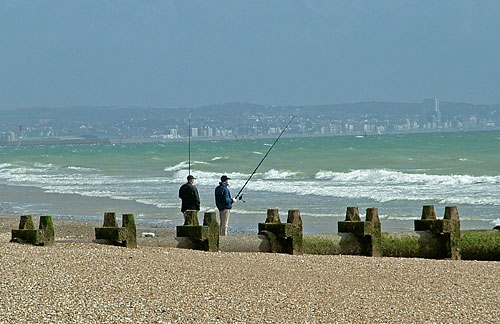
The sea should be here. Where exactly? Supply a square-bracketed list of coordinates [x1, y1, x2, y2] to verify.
[1, 130, 500, 234]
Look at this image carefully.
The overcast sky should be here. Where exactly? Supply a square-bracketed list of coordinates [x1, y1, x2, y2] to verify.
[1, 0, 499, 109]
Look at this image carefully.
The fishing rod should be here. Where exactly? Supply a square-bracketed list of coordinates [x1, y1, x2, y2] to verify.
[188, 113, 191, 176]
[235, 114, 295, 201]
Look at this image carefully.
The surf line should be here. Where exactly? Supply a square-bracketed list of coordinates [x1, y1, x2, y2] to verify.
[235, 115, 296, 202]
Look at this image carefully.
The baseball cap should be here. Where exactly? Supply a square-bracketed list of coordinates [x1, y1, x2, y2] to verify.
[220, 175, 230, 182]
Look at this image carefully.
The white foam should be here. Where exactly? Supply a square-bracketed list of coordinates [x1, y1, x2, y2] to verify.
[3, 160, 500, 213]
[252, 151, 264, 155]
[490, 218, 500, 226]
[299, 211, 344, 218]
[67, 166, 99, 172]
[262, 169, 298, 179]
[314, 169, 500, 186]
[166, 169, 251, 188]
[164, 160, 211, 172]
[34, 162, 57, 169]
[211, 156, 228, 161]
[164, 161, 190, 171]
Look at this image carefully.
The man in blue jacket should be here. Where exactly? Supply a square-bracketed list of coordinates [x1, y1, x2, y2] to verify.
[215, 175, 236, 236]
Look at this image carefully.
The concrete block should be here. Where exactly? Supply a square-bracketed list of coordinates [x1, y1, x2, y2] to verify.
[176, 211, 219, 252]
[94, 213, 137, 248]
[337, 207, 382, 257]
[413, 205, 461, 260]
[258, 209, 303, 254]
[11, 215, 55, 246]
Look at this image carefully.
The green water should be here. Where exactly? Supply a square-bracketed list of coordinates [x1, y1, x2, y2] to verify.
[1, 130, 500, 233]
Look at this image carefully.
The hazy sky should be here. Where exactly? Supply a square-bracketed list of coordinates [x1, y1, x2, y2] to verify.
[1, 0, 499, 109]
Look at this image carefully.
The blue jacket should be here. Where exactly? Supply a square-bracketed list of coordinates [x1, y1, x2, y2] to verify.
[215, 182, 233, 210]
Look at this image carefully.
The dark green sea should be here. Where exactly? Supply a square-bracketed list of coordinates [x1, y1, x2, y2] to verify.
[1, 130, 500, 233]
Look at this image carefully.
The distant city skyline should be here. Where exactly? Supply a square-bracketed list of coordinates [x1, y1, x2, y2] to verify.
[1, 1, 500, 109]
[1, 100, 498, 145]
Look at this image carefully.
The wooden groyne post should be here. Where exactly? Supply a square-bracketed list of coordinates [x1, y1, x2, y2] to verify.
[94, 212, 137, 248]
[258, 209, 303, 254]
[11, 215, 55, 246]
[176, 210, 220, 252]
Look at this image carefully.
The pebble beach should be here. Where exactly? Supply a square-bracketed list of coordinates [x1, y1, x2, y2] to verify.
[1, 217, 500, 323]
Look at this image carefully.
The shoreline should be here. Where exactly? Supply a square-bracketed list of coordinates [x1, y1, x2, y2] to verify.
[1, 182, 498, 237]
[2, 128, 499, 147]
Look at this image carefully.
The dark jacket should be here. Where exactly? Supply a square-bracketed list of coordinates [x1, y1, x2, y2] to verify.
[179, 182, 200, 212]
[215, 182, 233, 211]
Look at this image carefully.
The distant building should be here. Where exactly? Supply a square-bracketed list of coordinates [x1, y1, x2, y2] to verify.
[434, 97, 441, 128]
[422, 98, 440, 129]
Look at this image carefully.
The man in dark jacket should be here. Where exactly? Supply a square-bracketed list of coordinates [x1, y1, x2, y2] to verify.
[179, 175, 200, 218]
[215, 175, 236, 236]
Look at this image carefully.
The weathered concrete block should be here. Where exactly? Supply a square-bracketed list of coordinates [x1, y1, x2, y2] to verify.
[176, 225, 206, 239]
[39, 216, 55, 246]
[444, 206, 459, 221]
[11, 215, 55, 246]
[259, 223, 288, 237]
[95, 227, 129, 241]
[286, 210, 303, 254]
[11, 229, 44, 245]
[366, 207, 380, 222]
[202, 212, 219, 252]
[443, 206, 460, 260]
[265, 209, 281, 223]
[421, 205, 437, 220]
[345, 207, 361, 221]
[19, 215, 35, 230]
[184, 210, 199, 226]
[122, 214, 137, 248]
[176, 211, 219, 252]
[258, 209, 303, 254]
[337, 207, 382, 257]
[103, 212, 118, 227]
[337, 221, 367, 235]
[413, 205, 461, 260]
[94, 213, 137, 248]
[287, 209, 302, 226]
[414, 219, 445, 232]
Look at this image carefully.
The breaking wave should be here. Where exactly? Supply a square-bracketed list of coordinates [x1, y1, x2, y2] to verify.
[67, 166, 99, 172]
[211, 156, 228, 161]
[2, 161, 500, 219]
[262, 169, 298, 179]
[164, 160, 211, 172]
[315, 169, 500, 186]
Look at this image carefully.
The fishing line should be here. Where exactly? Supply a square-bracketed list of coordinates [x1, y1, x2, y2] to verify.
[188, 113, 191, 176]
[235, 114, 296, 201]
